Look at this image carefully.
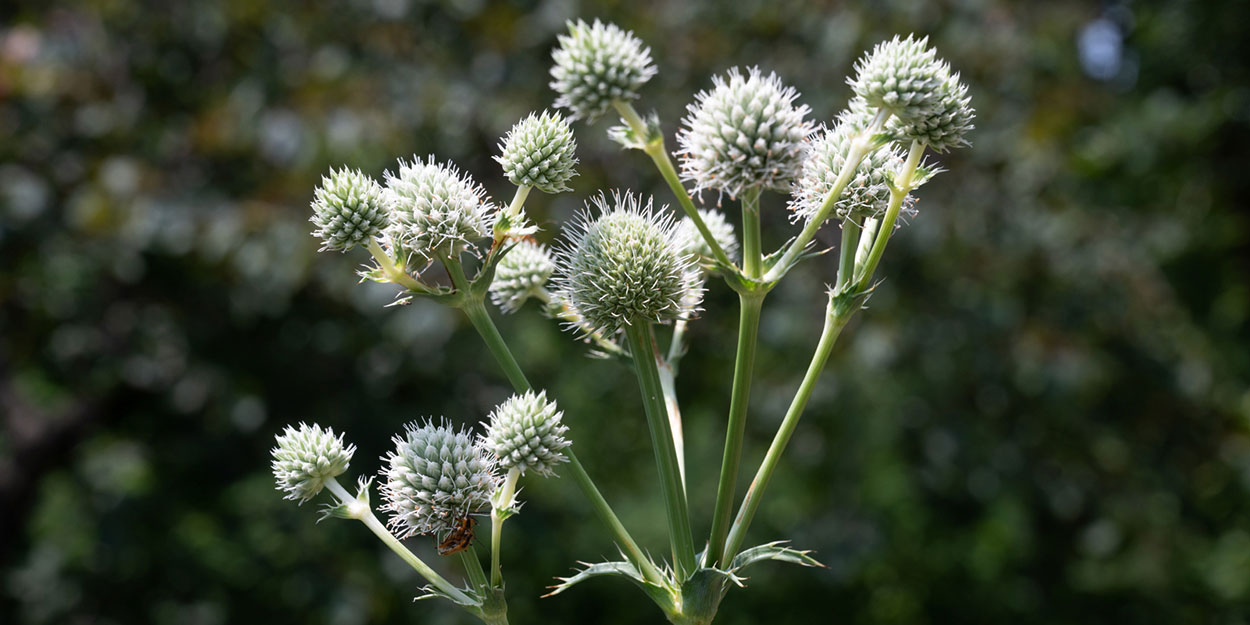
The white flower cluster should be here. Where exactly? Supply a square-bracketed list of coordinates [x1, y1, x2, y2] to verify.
[380, 419, 499, 538]
[482, 391, 571, 477]
[309, 168, 390, 252]
[497, 111, 579, 194]
[271, 423, 355, 503]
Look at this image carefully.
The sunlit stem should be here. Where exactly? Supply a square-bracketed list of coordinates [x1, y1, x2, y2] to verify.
[324, 477, 475, 605]
[835, 219, 862, 293]
[657, 359, 686, 489]
[854, 139, 926, 292]
[613, 100, 736, 272]
[722, 298, 852, 563]
[740, 187, 763, 279]
[623, 321, 698, 579]
[854, 217, 880, 270]
[490, 467, 521, 587]
[367, 238, 424, 291]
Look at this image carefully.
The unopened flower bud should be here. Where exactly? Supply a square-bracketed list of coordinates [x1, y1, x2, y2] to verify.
[384, 156, 494, 260]
[550, 20, 657, 121]
[497, 111, 579, 194]
[310, 168, 389, 252]
[271, 423, 355, 503]
[490, 239, 556, 314]
[483, 391, 570, 477]
[380, 419, 499, 539]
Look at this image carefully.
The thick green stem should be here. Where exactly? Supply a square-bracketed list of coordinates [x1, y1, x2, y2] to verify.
[763, 109, 888, 283]
[460, 545, 490, 595]
[706, 292, 764, 566]
[722, 302, 852, 563]
[565, 451, 665, 585]
[490, 468, 521, 587]
[835, 219, 861, 293]
[624, 321, 697, 579]
[657, 360, 686, 489]
[506, 185, 531, 222]
[324, 478, 475, 605]
[613, 100, 736, 271]
[740, 188, 763, 279]
[854, 139, 925, 292]
[367, 239, 424, 291]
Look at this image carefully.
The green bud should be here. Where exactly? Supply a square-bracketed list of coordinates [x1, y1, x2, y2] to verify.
[271, 423, 355, 503]
[550, 20, 657, 121]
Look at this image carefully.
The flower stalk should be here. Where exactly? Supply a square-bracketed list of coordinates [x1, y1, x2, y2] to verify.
[854, 139, 926, 291]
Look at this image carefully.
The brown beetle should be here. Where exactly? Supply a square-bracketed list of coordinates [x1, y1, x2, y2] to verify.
[437, 515, 476, 556]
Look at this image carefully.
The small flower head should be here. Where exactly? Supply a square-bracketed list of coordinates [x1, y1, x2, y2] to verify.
[554, 191, 702, 336]
[310, 168, 390, 252]
[888, 71, 974, 152]
[497, 111, 579, 194]
[384, 156, 495, 260]
[678, 68, 812, 198]
[791, 110, 905, 224]
[271, 423, 355, 503]
[380, 419, 499, 539]
[675, 209, 739, 267]
[490, 239, 556, 314]
[550, 19, 657, 121]
[482, 391, 571, 477]
[850, 35, 949, 123]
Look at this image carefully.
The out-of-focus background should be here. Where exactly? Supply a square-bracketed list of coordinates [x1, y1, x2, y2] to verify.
[2, 0, 1248, 623]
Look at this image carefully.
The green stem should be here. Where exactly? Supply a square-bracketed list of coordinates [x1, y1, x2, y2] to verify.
[461, 545, 490, 595]
[507, 185, 531, 222]
[855, 217, 880, 270]
[706, 292, 764, 566]
[657, 359, 686, 490]
[835, 219, 861, 293]
[367, 239, 425, 291]
[624, 321, 697, 579]
[490, 468, 521, 587]
[324, 478, 475, 605]
[854, 139, 925, 292]
[613, 100, 736, 271]
[565, 451, 665, 585]
[722, 301, 852, 563]
[763, 109, 888, 283]
[740, 187, 763, 279]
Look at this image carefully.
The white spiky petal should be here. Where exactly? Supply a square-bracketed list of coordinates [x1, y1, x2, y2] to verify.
[383, 156, 495, 260]
[677, 67, 812, 198]
[549, 19, 657, 121]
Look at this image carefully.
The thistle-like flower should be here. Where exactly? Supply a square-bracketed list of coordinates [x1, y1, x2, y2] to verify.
[888, 71, 975, 152]
[309, 168, 390, 252]
[271, 423, 356, 503]
[379, 419, 499, 539]
[553, 191, 702, 336]
[677, 67, 813, 198]
[490, 239, 556, 314]
[384, 156, 495, 260]
[497, 111, 579, 194]
[482, 391, 571, 477]
[850, 35, 949, 124]
[675, 209, 739, 267]
[549, 19, 657, 121]
[791, 109, 905, 224]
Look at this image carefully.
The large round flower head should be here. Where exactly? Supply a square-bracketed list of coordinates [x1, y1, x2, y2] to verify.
[887, 71, 975, 152]
[380, 419, 498, 539]
[850, 35, 950, 123]
[383, 156, 495, 260]
[490, 239, 556, 314]
[482, 390, 571, 477]
[271, 423, 355, 503]
[309, 168, 390, 252]
[497, 111, 579, 194]
[677, 67, 813, 198]
[791, 108, 905, 224]
[549, 19, 657, 121]
[675, 209, 739, 267]
[553, 191, 702, 336]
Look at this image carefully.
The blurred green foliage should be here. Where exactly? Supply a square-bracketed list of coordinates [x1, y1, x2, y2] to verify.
[2, 0, 1249, 623]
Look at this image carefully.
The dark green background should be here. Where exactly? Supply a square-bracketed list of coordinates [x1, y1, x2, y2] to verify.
[3, 0, 1249, 623]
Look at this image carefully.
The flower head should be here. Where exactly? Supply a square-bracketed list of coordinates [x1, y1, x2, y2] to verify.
[791, 109, 905, 225]
[271, 423, 355, 503]
[675, 209, 738, 267]
[888, 71, 974, 151]
[850, 35, 949, 123]
[490, 239, 556, 314]
[482, 391, 570, 477]
[384, 156, 494, 260]
[553, 191, 702, 336]
[497, 111, 579, 193]
[678, 68, 812, 198]
[550, 20, 657, 121]
[380, 419, 499, 539]
[310, 168, 390, 252]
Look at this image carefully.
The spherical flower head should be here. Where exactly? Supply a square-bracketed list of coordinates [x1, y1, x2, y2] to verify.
[554, 191, 702, 336]
[490, 239, 556, 314]
[383, 156, 495, 260]
[888, 71, 974, 152]
[791, 110, 905, 224]
[380, 419, 499, 539]
[549, 19, 657, 122]
[497, 111, 579, 194]
[271, 423, 355, 503]
[850, 35, 949, 123]
[310, 168, 390, 252]
[678, 67, 813, 199]
[482, 390, 570, 477]
[675, 209, 739, 267]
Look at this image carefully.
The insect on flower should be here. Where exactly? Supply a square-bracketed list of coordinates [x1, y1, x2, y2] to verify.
[437, 515, 477, 556]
